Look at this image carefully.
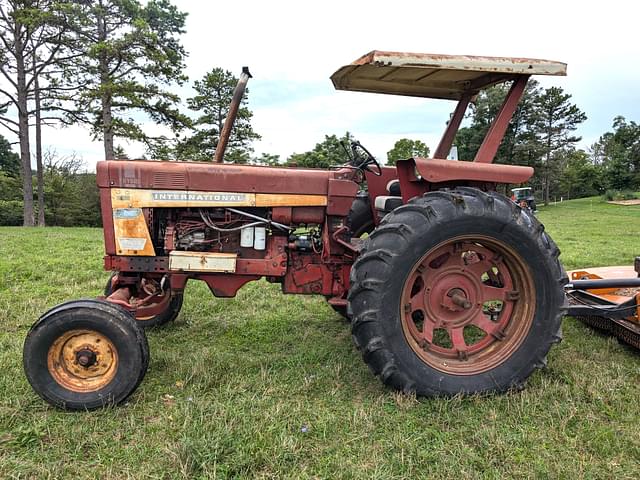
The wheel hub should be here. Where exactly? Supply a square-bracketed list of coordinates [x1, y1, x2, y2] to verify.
[47, 329, 118, 392]
[424, 267, 481, 328]
[447, 289, 472, 310]
[76, 349, 97, 368]
[401, 236, 534, 375]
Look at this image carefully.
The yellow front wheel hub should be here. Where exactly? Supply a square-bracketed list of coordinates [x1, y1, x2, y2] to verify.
[47, 329, 118, 392]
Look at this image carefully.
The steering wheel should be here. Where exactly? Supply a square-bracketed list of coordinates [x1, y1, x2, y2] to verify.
[349, 141, 382, 176]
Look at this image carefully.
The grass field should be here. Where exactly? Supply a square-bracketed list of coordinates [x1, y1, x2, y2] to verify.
[1, 196, 640, 479]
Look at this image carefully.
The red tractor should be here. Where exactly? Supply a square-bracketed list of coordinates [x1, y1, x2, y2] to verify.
[23, 51, 568, 410]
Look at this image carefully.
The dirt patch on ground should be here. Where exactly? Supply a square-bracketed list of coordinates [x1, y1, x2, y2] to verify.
[607, 199, 640, 205]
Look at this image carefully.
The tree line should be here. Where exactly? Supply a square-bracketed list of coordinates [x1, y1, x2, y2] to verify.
[0, 1, 637, 227]
[454, 80, 639, 204]
[0, 142, 99, 225]
[287, 83, 639, 205]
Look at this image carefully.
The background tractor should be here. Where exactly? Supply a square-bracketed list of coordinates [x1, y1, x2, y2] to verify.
[511, 187, 537, 212]
[24, 51, 568, 410]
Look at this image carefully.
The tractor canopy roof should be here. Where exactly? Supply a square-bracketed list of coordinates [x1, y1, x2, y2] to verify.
[331, 50, 566, 100]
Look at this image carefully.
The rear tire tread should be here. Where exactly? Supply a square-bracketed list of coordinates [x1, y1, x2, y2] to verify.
[348, 187, 567, 396]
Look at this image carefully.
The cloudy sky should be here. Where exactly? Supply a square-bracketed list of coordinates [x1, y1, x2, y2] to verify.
[31, 0, 640, 170]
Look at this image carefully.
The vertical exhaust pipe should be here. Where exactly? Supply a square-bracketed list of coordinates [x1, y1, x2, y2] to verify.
[213, 66, 252, 163]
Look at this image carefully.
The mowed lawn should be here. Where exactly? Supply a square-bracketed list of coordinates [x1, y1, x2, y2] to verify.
[1, 196, 640, 479]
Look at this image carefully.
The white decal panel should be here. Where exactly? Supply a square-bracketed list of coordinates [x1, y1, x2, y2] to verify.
[169, 251, 237, 273]
[118, 237, 148, 250]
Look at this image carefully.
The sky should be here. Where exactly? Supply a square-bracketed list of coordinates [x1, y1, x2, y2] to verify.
[28, 0, 640, 171]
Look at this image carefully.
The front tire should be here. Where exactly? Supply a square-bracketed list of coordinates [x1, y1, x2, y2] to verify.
[23, 299, 149, 410]
[348, 188, 566, 396]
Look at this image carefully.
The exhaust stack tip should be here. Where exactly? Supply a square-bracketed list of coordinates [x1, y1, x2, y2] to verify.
[213, 66, 253, 163]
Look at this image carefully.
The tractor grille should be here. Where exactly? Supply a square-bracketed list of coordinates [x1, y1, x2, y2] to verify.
[153, 171, 186, 189]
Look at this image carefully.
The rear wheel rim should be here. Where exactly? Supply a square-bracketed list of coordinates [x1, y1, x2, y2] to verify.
[400, 235, 535, 375]
[47, 329, 118, 392]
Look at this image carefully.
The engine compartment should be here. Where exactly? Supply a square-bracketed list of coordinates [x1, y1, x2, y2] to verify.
[150, 207, 323, 258]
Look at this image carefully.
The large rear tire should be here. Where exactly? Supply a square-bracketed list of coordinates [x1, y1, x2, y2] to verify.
[348, 188, 566, 396]
[23, 299, 149, 410]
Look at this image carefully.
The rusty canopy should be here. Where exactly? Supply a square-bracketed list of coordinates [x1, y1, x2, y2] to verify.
[331, 50, 567, 100]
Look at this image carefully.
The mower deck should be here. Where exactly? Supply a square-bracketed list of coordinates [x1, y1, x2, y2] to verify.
[566, 267, 640, 350]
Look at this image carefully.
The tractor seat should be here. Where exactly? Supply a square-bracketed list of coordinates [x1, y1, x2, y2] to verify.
[374, 196, 403, 216]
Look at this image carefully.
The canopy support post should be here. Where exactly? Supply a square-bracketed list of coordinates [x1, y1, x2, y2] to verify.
[474, 75, 529, 164]
[433, 93, 472, 159]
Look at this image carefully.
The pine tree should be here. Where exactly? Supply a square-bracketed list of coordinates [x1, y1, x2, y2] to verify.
[62, 0, 190, 159]
[172, 68, 260, 162]
[0, 0, 70, 224]
[532, 87, 587, 204]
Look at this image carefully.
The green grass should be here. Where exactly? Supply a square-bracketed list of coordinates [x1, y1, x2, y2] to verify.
[1, 196, 640, 479]
[537, 196, 640, 270]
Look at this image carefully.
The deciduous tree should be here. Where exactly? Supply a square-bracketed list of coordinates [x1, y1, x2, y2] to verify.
[558, 149, 604, 199]
[287, 132, 355, 169]
[0, 134, 21, 214]
[592, 116, 640, 190]
[386, 138, 430, 165]
[0, 133, 19, 176]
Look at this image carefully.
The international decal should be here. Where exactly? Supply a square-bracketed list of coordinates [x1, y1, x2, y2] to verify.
[151, 191, 248, 203]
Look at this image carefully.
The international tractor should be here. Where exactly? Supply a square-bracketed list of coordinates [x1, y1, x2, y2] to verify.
[24, 51, 569, 410]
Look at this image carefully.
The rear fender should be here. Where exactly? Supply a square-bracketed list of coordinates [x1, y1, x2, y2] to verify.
[396, 157, 533, 202]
